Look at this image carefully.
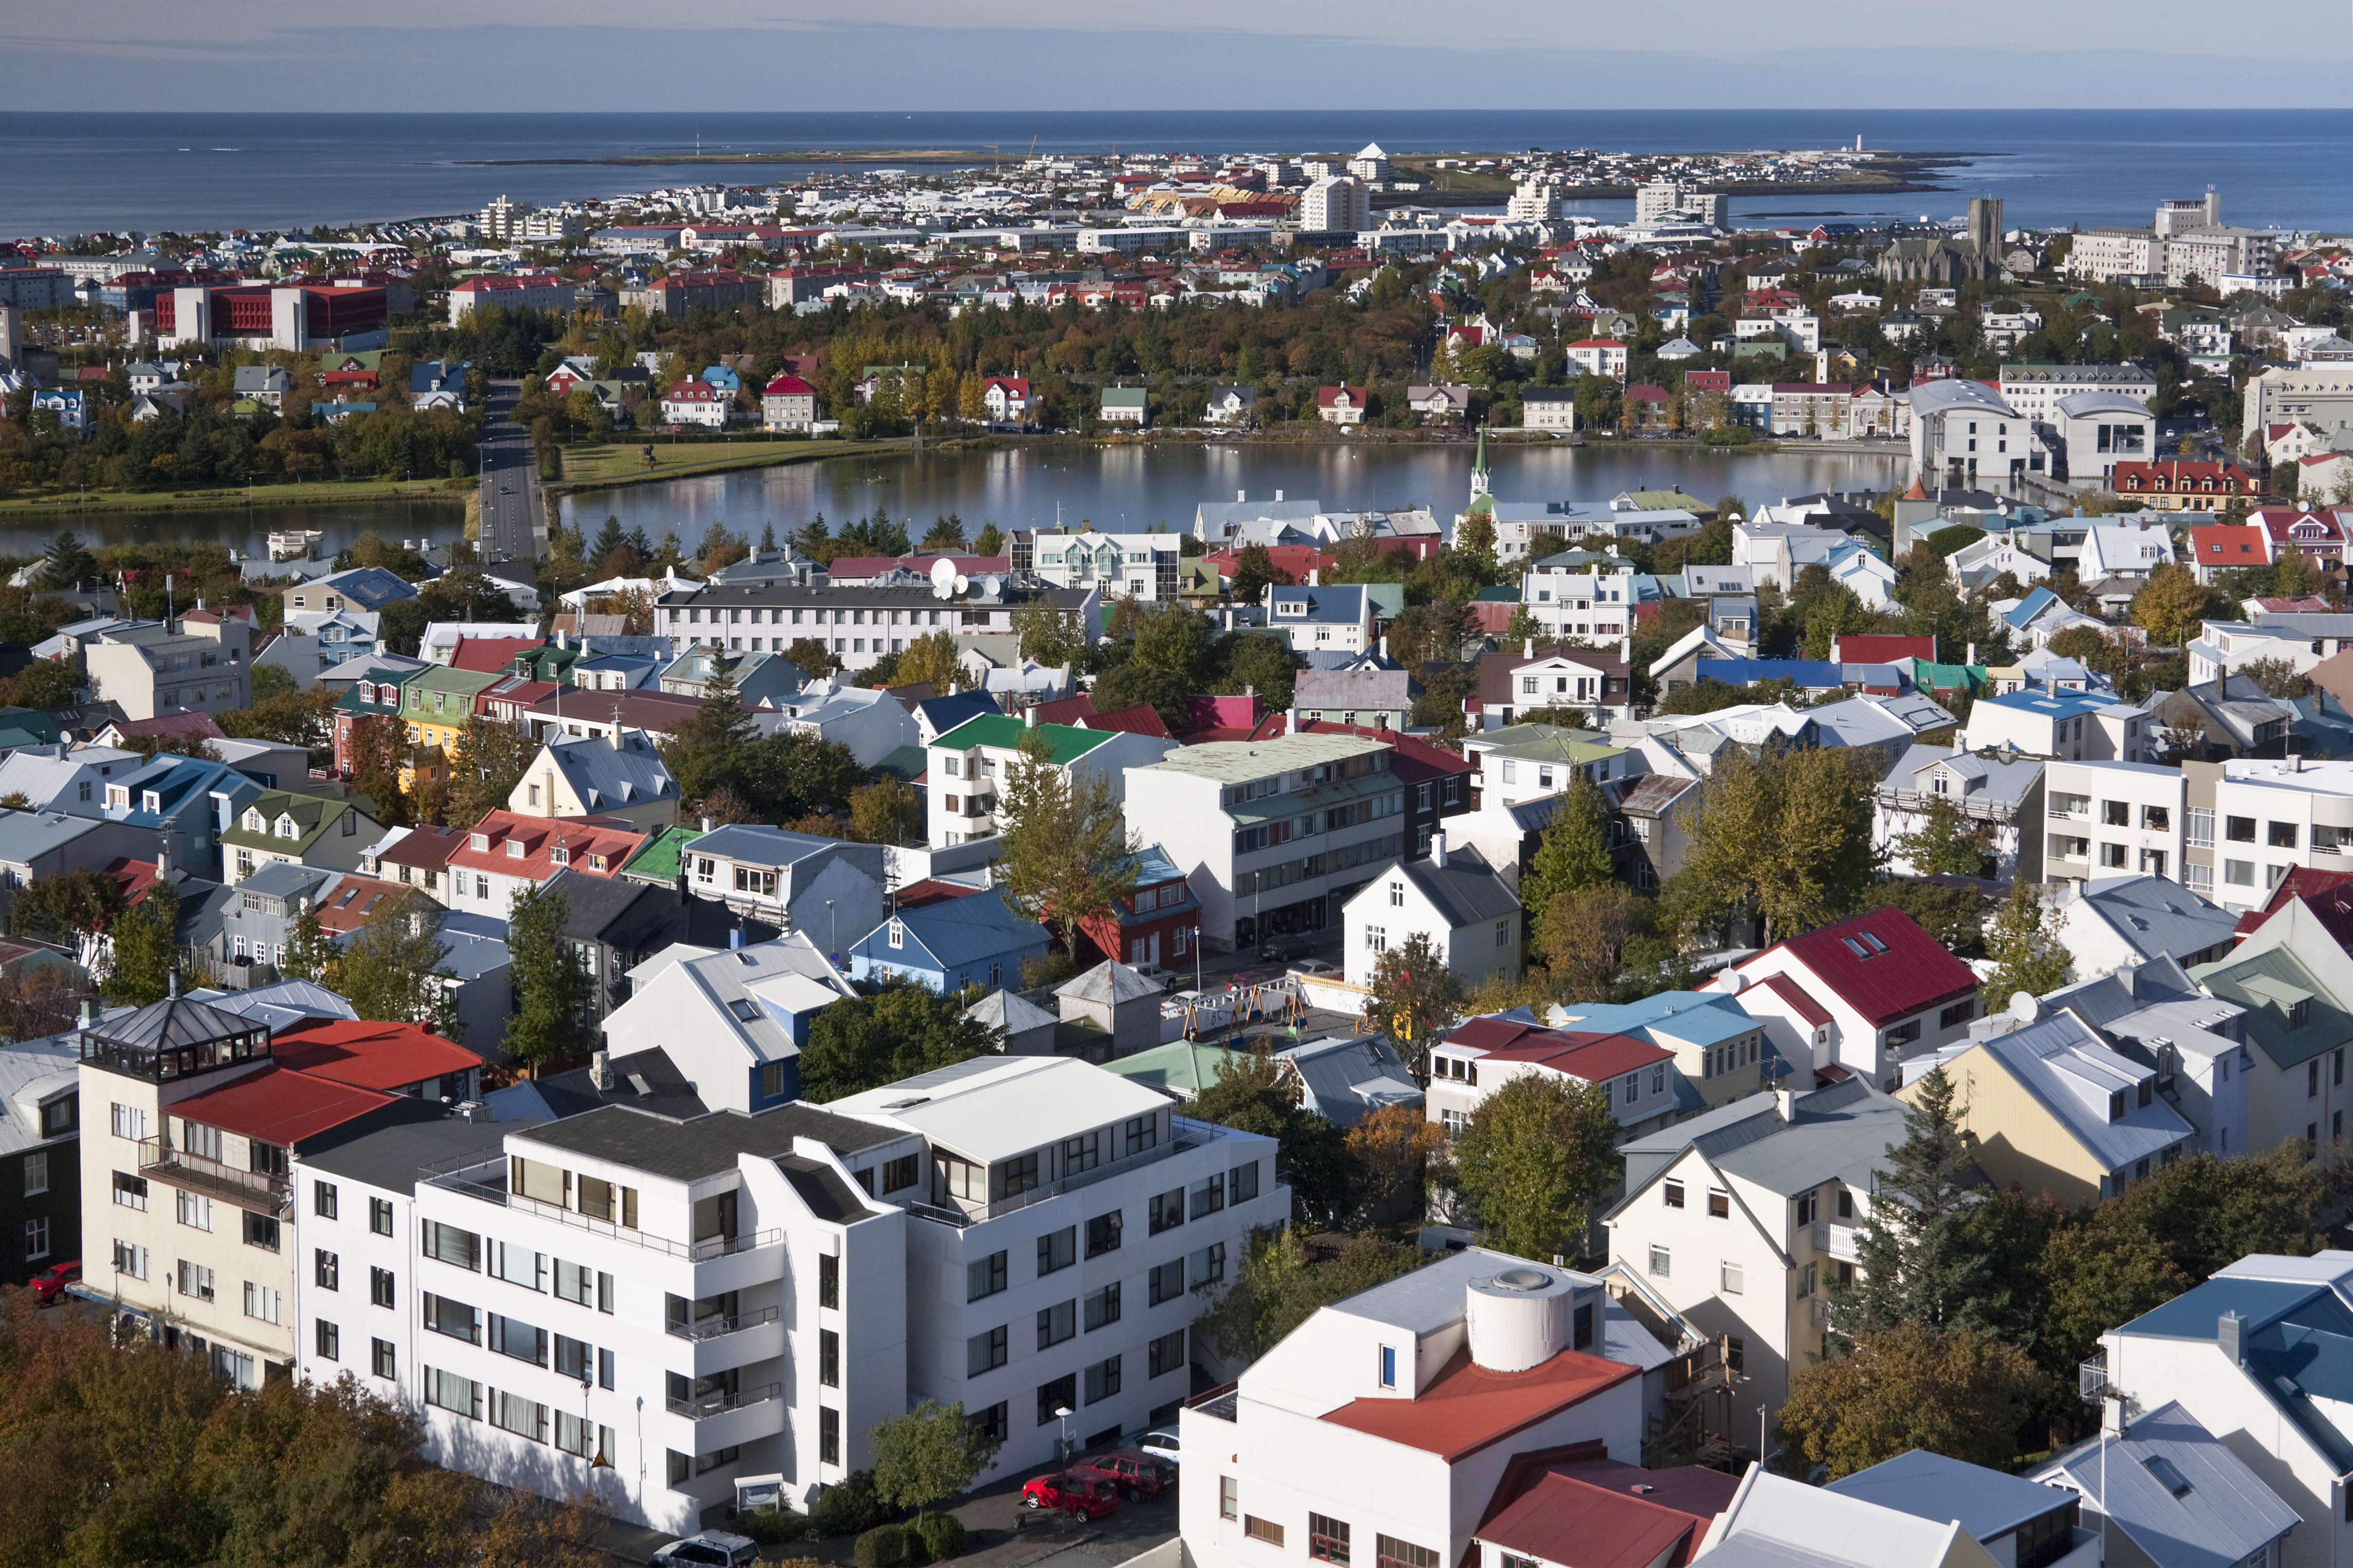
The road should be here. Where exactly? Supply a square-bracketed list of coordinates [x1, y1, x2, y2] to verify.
[478, 378, 547, 562]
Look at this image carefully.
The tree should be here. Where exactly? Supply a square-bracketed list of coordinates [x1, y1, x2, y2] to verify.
[281, 900, 333, 984]
[1346, 1103, 1448, 1224]
[1190, 1228, 1421, 1366]
[973, 523, 1006, 557]
[1780, 1321, 2042, 1478]
[657, 667, 757, 811]
[2039, 1214, 2190, 1377]
[346, 713, 412, 828]
[0, 961, 80, 1044]
[1541, 883, 1647, 1002]
[1227, 544, 1295, 605]
[895, 630, 964, 691]
[996, 728, 1137, 959]
[1130, 602, 1216, 688]
[1217, 632, 1302, 710]
[34, 530, 99, 591]
[446, 717, 538, 826]
[2131, 561, 2216, 648]
[1893, 794, 1995, 877]
[104, 885, 184, 1006]
[1090, 661, 1193, 731]
[798, 983, 1003, 1102]
[2241, 654, 2311, 700]
[1982, 879, 2069, 1005]
[869, 1399, 1003, 1525]
[8, 865, 121, 940]
[1835, 1067, 1988, 1336]
[785, 637, 842, 679]
[848, 776, 924, 845]
[1519, 772, 1615, 928]
[1012, 599, 1086, 668]
[1451, 1073, 1624, 1262]
[505, 882, 588, 1073]
[5, 655, 83, 711]
[1365, 932, 1467, 1085]
[1190, 1051, 1358, 1225]
[328, 890, 461, 1036]
[920, 514, 968, 551]
[1677, 741, 1879, 943]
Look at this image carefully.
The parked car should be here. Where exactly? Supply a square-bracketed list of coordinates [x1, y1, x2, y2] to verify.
[28, 1260, 79, 1306]
[651, 1531, 758, 1567]
[1258, 933, 1317, 962]
[1022, 1470, 1122, 1519]
[1290, 958, 1337, 978]
[1138, 1427, 1181, 1466]
[1087, 1451, 1174, 1499]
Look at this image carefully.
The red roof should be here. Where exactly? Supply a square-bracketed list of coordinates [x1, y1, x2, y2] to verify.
[1320, 1343, 1636, 1462]
[1755, 972, 1833, 1029]
[1753, 905, 1977, 1027]
[1829, 634, 1935, 664]
[270, 1017, 484, 1090]
[1442, 1017, 1669, 1082]
[1300, 722, 1473, 778]
[1567, 338, 1628, 350]
[2232, 867, 2353, 937]
[308, 874, 412, 934]
[2187, 525, 2268, 560]
[446, 636, 544, 673]
[170, 1064, 397, 1147]
[761, 373, 816, 396]
[984, 376, 1031, 395]
[1078, 703, 1175, 740]
[895, 878, 984, 909]
[445, 809, 647, 883]
[1478, 1460, 1740, 1568]
[1318, 385, 1369, 407]
[101, 711, 227, 742]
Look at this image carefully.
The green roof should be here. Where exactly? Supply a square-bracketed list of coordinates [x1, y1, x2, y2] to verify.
[930, 715, 1115, 766]
[399, 664, 505, 718]
[618, 824, 699, 884]
[1474, 724, 1626, 762]
[221, 788, 372, 853]
[1101, 387, 1149, 407]
[1103, 1041, 1251, 1099]
[871, 744, 927, 782]
[2193, 946, 2348, 1071]
[1620, 488, 1713, 514]
[1910, 657, 1988, 692]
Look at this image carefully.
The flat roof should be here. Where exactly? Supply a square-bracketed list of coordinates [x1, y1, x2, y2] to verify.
[514, 1101, 901, 1182]
[826, 1054, 1173, 1164]
[1134, 732, 1387, 783]
[300, 1114, 525, 1196]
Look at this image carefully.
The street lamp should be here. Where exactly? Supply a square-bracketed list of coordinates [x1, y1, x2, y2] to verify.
[1054, 1404, 1074, 1462]
[1191, 925, 1202, 994]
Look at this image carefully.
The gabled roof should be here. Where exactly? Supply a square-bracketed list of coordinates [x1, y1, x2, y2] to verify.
[533, 728, 676, 811]
[2037, 1403, 2300, 1568]
[269, 1017, 488, 1088]
[2070, 874, 2236, 964]
[2115, 1275, 2353, 1470]
[931, 713, 1116, 765]
[1751, 905, 1978, 1027]
[1372, 845, 1521, 931]
[2193, 944, 2349, 1070]
[169, 1063, 399, 1147]
[848, 887, 1047, 973]
[1479, 1458, 1739, 1568]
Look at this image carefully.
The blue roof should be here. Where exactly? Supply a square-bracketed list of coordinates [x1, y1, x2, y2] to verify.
[917, 689, 1000, 734]
[1268, 584, 1371, 624]
[847, 889, 1047, 973]
[1696, 658, 1846, 687]
[684, 823, 844, 868]
[2001, 586, 2061, 629]
[1827, 1450, 2073, 1541]
[317, 565, 418, 612]
[2121, 1276, 2353, 1469]
[1552, 991, 1756, 1049]
[1981, 687, 2120, 720]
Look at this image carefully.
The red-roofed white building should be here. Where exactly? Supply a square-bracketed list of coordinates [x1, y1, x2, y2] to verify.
[659, 377, 730, 429]
[2254, 503, 2353, 568]
[760, 372, 818, 432]
[443, 809, 647, 920]
[983, 376, 1032, 423]
[2185, 523, 2273, 583]
[1429, 1015, 1680, 1139]
[446, 273, 575, 325]
[1721, 906, 1980, 1090]
[1317, 385, 1369, 426]
[1565, 339, 1629, 379]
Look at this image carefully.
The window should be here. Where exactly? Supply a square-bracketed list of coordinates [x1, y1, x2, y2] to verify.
[1310, 1516, 1353, 1565]
[881, 1154, 919, 1193]
[2187, 807, 2214, 847]
[1796, 1192, 1818, 1226]
[999, 1152, 1042, 1198]
[316, 1318, 340, 1362]
[1085, 1282, 1122, 1332]
[243, 1211, 279, 1252]
[177, 1189, 213, 1231]
[369, 1197, 394, 1236]
[1721, 1262, 1744, 1294]
[315, 1249, 339, 1290]
[370, 1264, 397, 1307]
[489, 1313, 547, 1367]
[1150, 1328, 1187, 1380]
[1245, 1517, 1285, 1548]
[425, 1368, 481, 1421]
[23, 1216, 48, 1261]
[1189, 1241, 1227, 1288]
[2227, 816, 2257, 842]
[1087, 1211, 1123, 1257]
[820, 1329, 839, 1387]
[313, 1179, 338, 1219]
[1648, 1244, 1671, 1278]
[1190, 1173, 1226, 1219]
[1037, 1373, 1078, 1427]
[111, 1102, 147, 1141]
[1062, 1131, 1101, 1174]
[1084, 1354, 1122, 1404]
[2273, 822, 2301, 849]
[1377, 1535, 1439, 1568]
[1038, 1299, 1076, 1349]
[1221, 1477, 1240, 1521]
[969, 1325, 1009, 1376]
[1725, 1335, 1745, 1372]
[372, 1338, 396, 1381]
[113, 1241, 148, 1280]
[422, 1220, 479, 1271]
[819, 1251, 840, 1309]
[1150, 1258, 1186, 1306]
[490, 1390, 547, 1444]
[1379, 1345, 1397, 1388]
[1663, 1179, 1684, 1208]
[1230, 1160, 1260, 1204]
[424, 1292, 480, 1344]
[1707, 1188, 1730, 1219]
[244, 1282, 283, 1325]
[1125, 1114, 1159, 1156]
[1037, 1227, 1076, 1276]
[1149, 1188, 1184, 1234]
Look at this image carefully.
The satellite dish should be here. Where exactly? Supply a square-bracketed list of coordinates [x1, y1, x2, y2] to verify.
[953, 574, 970, 596]
[929, 558, 956, 600]
[982, 574, 1003, 599]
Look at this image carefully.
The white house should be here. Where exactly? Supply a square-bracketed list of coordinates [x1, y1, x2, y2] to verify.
[1565, 340, 1629, 379]
[926, 713, 1172, 849]
[660, 378, 731, 428]
[2043, 760, 2187, 889]
[1717, 905, 1982, 1090]
[672, 824, 886, 949]
[759, 373, 818, 432]
[1339, 834, 1521, 991]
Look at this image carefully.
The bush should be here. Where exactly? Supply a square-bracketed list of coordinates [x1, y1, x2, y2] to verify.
[812, 1470, 884, 1537]
[740, 1509, 811, 1545]
[855, 1523, 910, 1568]
[914, 1512, 968, 1561]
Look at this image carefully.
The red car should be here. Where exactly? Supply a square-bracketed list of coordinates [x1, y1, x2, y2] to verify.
[1022, 1470, 1121, 1519]
[29, 1260, 80, 1306]
[1086, 1452, 1173, 1500]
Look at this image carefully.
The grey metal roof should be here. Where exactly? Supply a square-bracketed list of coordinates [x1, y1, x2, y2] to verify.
[1274, 1034, 1420, 1127]
[1614, 1077, 1908, 1210]
[1969, 1011, 2192, 1172]
[1826, 1448, 2074, 1541]
[515, 1100, 899, 1182]
[2039, 1403, 2300, 1568]
[540, 729, 676, 811]
[301, 1114, 526, 1196]
[0, 809, 106, 866]
[1389, 846, 1521, 931]
[964, 988, 1057, 1035]
[2072, 875, 2237, 965]
[1057, 959, 1162, 1007]
[685, 823, 844, 868]
[2193, 944, 2345, 1070]
[1294, 668, 1415, 710]
[1327, 1244, 1549, 1333]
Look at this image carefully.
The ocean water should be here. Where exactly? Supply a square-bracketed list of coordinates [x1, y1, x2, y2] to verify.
[2, 109, 2350, 236]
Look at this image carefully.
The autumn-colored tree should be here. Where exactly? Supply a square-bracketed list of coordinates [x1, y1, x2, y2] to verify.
[2131, 561, 2216, 647]
[848, 776, 924, 845]
[1365, 932, 1468, 1085]
[1677, 741, 1879, 942]
[1345, 1103, 1449, 1224]
[895, 630, 965, 692]
[1780, 1321, 2042, 1477]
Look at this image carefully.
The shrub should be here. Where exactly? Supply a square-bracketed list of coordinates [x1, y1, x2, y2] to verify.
[812, 1470, 884, 1537]
[740, 1509, 811, 1545]
[855, 1523, 910, 1568]
[915, 1512, 968, 1561]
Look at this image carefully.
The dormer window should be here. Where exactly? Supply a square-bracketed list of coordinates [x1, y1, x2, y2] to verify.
[470, 833, 490, 852]
[243, 808, 264, 831]
[888, 919, 905, 949]
[549, 845, 569, 865]
[506, 839, 525, 859]
[274, 816, 298, 839]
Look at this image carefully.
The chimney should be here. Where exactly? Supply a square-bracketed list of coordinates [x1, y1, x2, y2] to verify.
[1524, 638, 1535, 658]
[1287, 705, 1300, 735]
[1025, 706, 1036, 727]
[77, 998, 97, 1031]
[589, 1050, 614, 1091]
[1379, 635, 1389, 660]
[1237, 489, 1246, 503]
[701, 816, 713, 833]
[1432, 829, 1448, 866]
[420, 1020, 438, 1036]
[1966, 641, 1977, 666]
[2219, 1310, 2244, 1366]
[1308, 568, 1319, 587]
[1275, 489, 1284, 502]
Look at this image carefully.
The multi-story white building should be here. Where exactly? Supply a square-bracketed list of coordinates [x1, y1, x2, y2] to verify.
[925, 712, 1173, 849]
[1519, 555, 1638, 647]
[1125, 732, 1409, 953]
[381, 1055, 1279, 1536]
[1030, 530, 1184, 602]
[2209, 757, 2353, 908]
[448, 274, 576, 325]
[653, 577, 1097, 678]
[2044, 760, 2187, 887]
[1300, 177, 1370, 234]
[1997, 363, 2160, 424]
[1634, 182, 1725, 226]
[81, 613, 252, 722]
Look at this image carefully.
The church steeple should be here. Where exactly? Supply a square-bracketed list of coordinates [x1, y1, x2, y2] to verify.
[1469, 423, 1492, 508]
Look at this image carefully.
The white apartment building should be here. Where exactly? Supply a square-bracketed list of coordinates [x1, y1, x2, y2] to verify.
[925, 712, 1173, 849]
[1634, 182, 1725, 226]
[2209, 757, 2353, 908]
[1124, 732, 1408, 953]
[1520, 557, 1638, 645]
[1180, 1248, 1652, 1568]
[1998, 363, 2160, 424]
[2044, 760, 2187, 887]
[82, 614, 252, 721]
[1031, 530, 1184, 602]
[1301, 177, 1371, 234]
[1605, 1078, 1906, 1422]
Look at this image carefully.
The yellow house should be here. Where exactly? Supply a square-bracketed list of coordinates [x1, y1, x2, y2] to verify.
[1898, 1007, 2193, 1205]
[508, 729, 680, 831]
[396, 665, 506, 789]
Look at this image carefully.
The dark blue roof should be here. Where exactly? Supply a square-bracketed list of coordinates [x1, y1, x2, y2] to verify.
[918, 690, 1000, 734]
[2123, 1276, 2353, 1470]
[319, 566, 419, 612]
[849, 888, 1046, 973]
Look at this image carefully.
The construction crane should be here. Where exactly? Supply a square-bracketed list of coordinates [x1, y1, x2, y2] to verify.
[984, 142, 1000, 172]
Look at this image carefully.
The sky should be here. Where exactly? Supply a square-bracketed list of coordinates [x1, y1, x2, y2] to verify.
[8, 2, 2353, 109]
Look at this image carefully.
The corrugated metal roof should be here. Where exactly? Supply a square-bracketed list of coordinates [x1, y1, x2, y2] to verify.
[2039, 1402, 2300, 1568]
[1826, 1449, 2073, 1542]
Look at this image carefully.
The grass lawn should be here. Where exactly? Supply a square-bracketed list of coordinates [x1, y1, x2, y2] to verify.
[549, 436, 909, 492]
[0, 478, 472, 515]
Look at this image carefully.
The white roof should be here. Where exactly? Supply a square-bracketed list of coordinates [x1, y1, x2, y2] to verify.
[828, 1054, 1173, 1162]
[1698, 1469, 1989, 1568]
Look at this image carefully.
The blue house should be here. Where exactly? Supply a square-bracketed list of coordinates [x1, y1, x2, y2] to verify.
[847, 889, 1049, 995]
[700, 364, 742, 394]
[100, 752, 264, 881]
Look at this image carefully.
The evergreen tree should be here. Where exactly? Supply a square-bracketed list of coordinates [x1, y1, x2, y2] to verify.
[1520, 772, 1615, 938]
[1833, 1067, 1987, 1336]
[34, 531, 100, 592]
[798, 984, 1003, 1102]
[973, 522, 1006, 557]
[1983, 879, 2070, 1005]
[505, 883, 587, 1073]
[281, 900, 333, 985]
[656, 667, 756, 810]
[105, 886, 184, 1007]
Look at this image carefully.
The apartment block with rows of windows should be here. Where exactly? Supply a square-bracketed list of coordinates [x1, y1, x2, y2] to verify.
[651, 578, 1097, 677]
[77, 989, 445, 1388]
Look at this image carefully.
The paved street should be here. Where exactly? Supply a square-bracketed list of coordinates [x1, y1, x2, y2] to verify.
[478, 377, 546, 562]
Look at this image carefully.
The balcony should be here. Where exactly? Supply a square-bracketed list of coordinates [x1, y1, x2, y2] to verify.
[666, 1380, 782, 1420]
[667, 1305, 781, 1343]
[423, 1160, 780, 1262]
[905, 1118, 1228, 1229]
[139, 1138, 289, 1215]
[1809, 1221, 1860, 1261]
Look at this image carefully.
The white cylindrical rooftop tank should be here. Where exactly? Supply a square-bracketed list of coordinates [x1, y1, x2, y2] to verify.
[1465, 1267, 1576, 1372]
